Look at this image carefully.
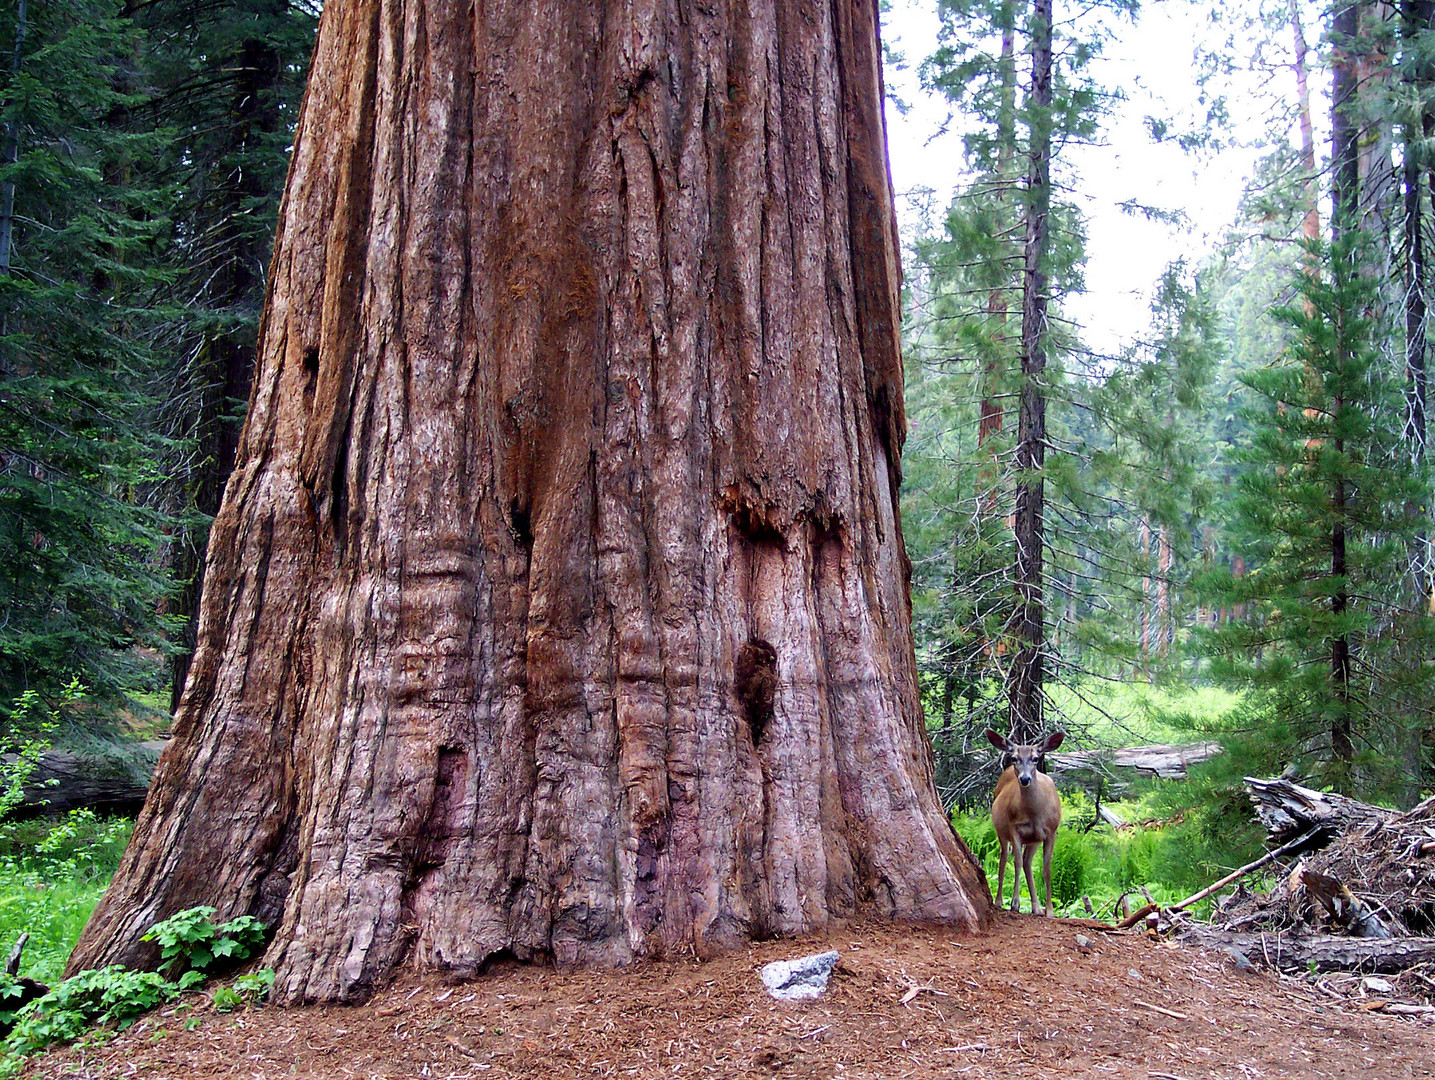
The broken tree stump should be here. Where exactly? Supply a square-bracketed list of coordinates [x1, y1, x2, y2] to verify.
[1242, 776, 1393, 849]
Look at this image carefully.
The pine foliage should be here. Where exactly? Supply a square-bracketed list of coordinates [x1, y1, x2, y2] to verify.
[0, 1, 178, 706]
[1195, 236, 1434, 794]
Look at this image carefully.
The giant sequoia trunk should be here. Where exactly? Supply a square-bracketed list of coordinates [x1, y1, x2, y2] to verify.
[69, 0, 991, 1001]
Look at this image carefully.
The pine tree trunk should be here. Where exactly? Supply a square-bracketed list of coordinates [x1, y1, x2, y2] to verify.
[1138, 517, 1151, 663]
[1157, 522, 1172, 655]
[1405, 0, 1433, 611]
[1290, 0, 1322, 247]
[1356, 2, 1398, 250]
[69, 0, 991, 1002]
[1330, 0, 1361, 767]
[1008, 0, 1052, 743]
[975, 0, 1017, 499]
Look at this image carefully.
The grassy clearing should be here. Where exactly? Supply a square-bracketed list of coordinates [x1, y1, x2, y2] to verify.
[1047, 681, 1244, 746]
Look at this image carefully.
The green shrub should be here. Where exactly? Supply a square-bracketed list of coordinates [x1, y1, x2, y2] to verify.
[0, 872, 116, 986]
[232, 968, 274, 1002]
[0, 907, 270, 1072]
[4, 964, 175, 1057]
[142, 906, 267, 981]
[0, 682, 134, 987]
[953, 812, 999, 868]
[1048, 832, 1086, 906]
[0, 975, 33, 1033]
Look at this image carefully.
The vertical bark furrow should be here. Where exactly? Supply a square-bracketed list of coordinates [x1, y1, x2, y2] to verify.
[69, 0, 990, 997]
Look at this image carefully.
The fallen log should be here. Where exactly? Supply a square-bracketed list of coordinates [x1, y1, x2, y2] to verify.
[1179, 925, 1435, 975]
[1049, 741, 1223, 780]
[1172, 827, 1324, 917]
[4, 741, 164, 816]
[1117, 902, 1158, 929]
[1242, 776, 1392, 849]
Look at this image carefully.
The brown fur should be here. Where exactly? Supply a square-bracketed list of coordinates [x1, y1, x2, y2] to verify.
[986, 730, 1064, 916]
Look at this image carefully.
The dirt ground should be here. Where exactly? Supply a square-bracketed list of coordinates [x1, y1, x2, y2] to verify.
[27, 914, 1435, 1080]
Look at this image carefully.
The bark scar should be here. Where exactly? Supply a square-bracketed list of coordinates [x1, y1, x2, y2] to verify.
[734, 638, 778, 744]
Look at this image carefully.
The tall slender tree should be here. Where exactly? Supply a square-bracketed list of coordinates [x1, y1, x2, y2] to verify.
[1007, 0, 1053, 742]
[1329, 0, 1364, 766]
[910, 0, 1128, 755]
[1197, 232, 1430, 790]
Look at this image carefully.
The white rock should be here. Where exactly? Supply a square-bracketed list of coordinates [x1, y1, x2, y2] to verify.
[760, 951, 841, 1000]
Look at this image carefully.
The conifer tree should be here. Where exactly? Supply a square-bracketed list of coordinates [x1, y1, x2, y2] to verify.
[1196, 235, 1433, 791]
[1087, 266, 1219, 673]
[909, 0, 1124, 753]
[0, 1, 176, 710]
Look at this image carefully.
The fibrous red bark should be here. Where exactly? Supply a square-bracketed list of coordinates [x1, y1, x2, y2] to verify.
[69, 0, 991, 1002]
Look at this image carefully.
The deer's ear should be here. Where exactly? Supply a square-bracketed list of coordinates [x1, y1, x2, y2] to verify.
[985, 729, 1010, 751]
[1042, 731, 1066, 753]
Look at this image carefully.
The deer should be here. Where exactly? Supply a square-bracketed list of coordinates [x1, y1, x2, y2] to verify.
[985, 729, 1065, 917]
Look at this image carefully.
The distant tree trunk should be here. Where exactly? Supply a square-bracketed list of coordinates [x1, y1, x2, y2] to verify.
[1157, 522, 1173, 655]
[1291, 0, 1322, 248]
[1231, 552, 1248, 624]
[1138, 517, 1151, 662]
[1330, 0, 1360, 766]
[1007, 0, 1052, 742]
[169, 30, 295, 711]
[0, 0, 26, 283]
[976, 0, 1018, 498]
[1404, 0, 1433, 610]
[69, 0, 991, 1001]
[1356, 2, 1398, 254]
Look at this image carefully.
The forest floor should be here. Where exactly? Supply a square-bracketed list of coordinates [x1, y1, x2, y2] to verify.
[26, 913, 1435, 1080]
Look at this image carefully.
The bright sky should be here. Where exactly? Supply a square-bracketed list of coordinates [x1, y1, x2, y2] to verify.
[880, 0, 1289, 355]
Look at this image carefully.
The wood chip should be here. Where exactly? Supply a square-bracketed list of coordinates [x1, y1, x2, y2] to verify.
[899, 984, 948, 1004]
[1135, 1000, 1189, 1020]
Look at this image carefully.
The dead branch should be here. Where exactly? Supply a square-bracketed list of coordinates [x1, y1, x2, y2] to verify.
[1165, 828, 1325, 916]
